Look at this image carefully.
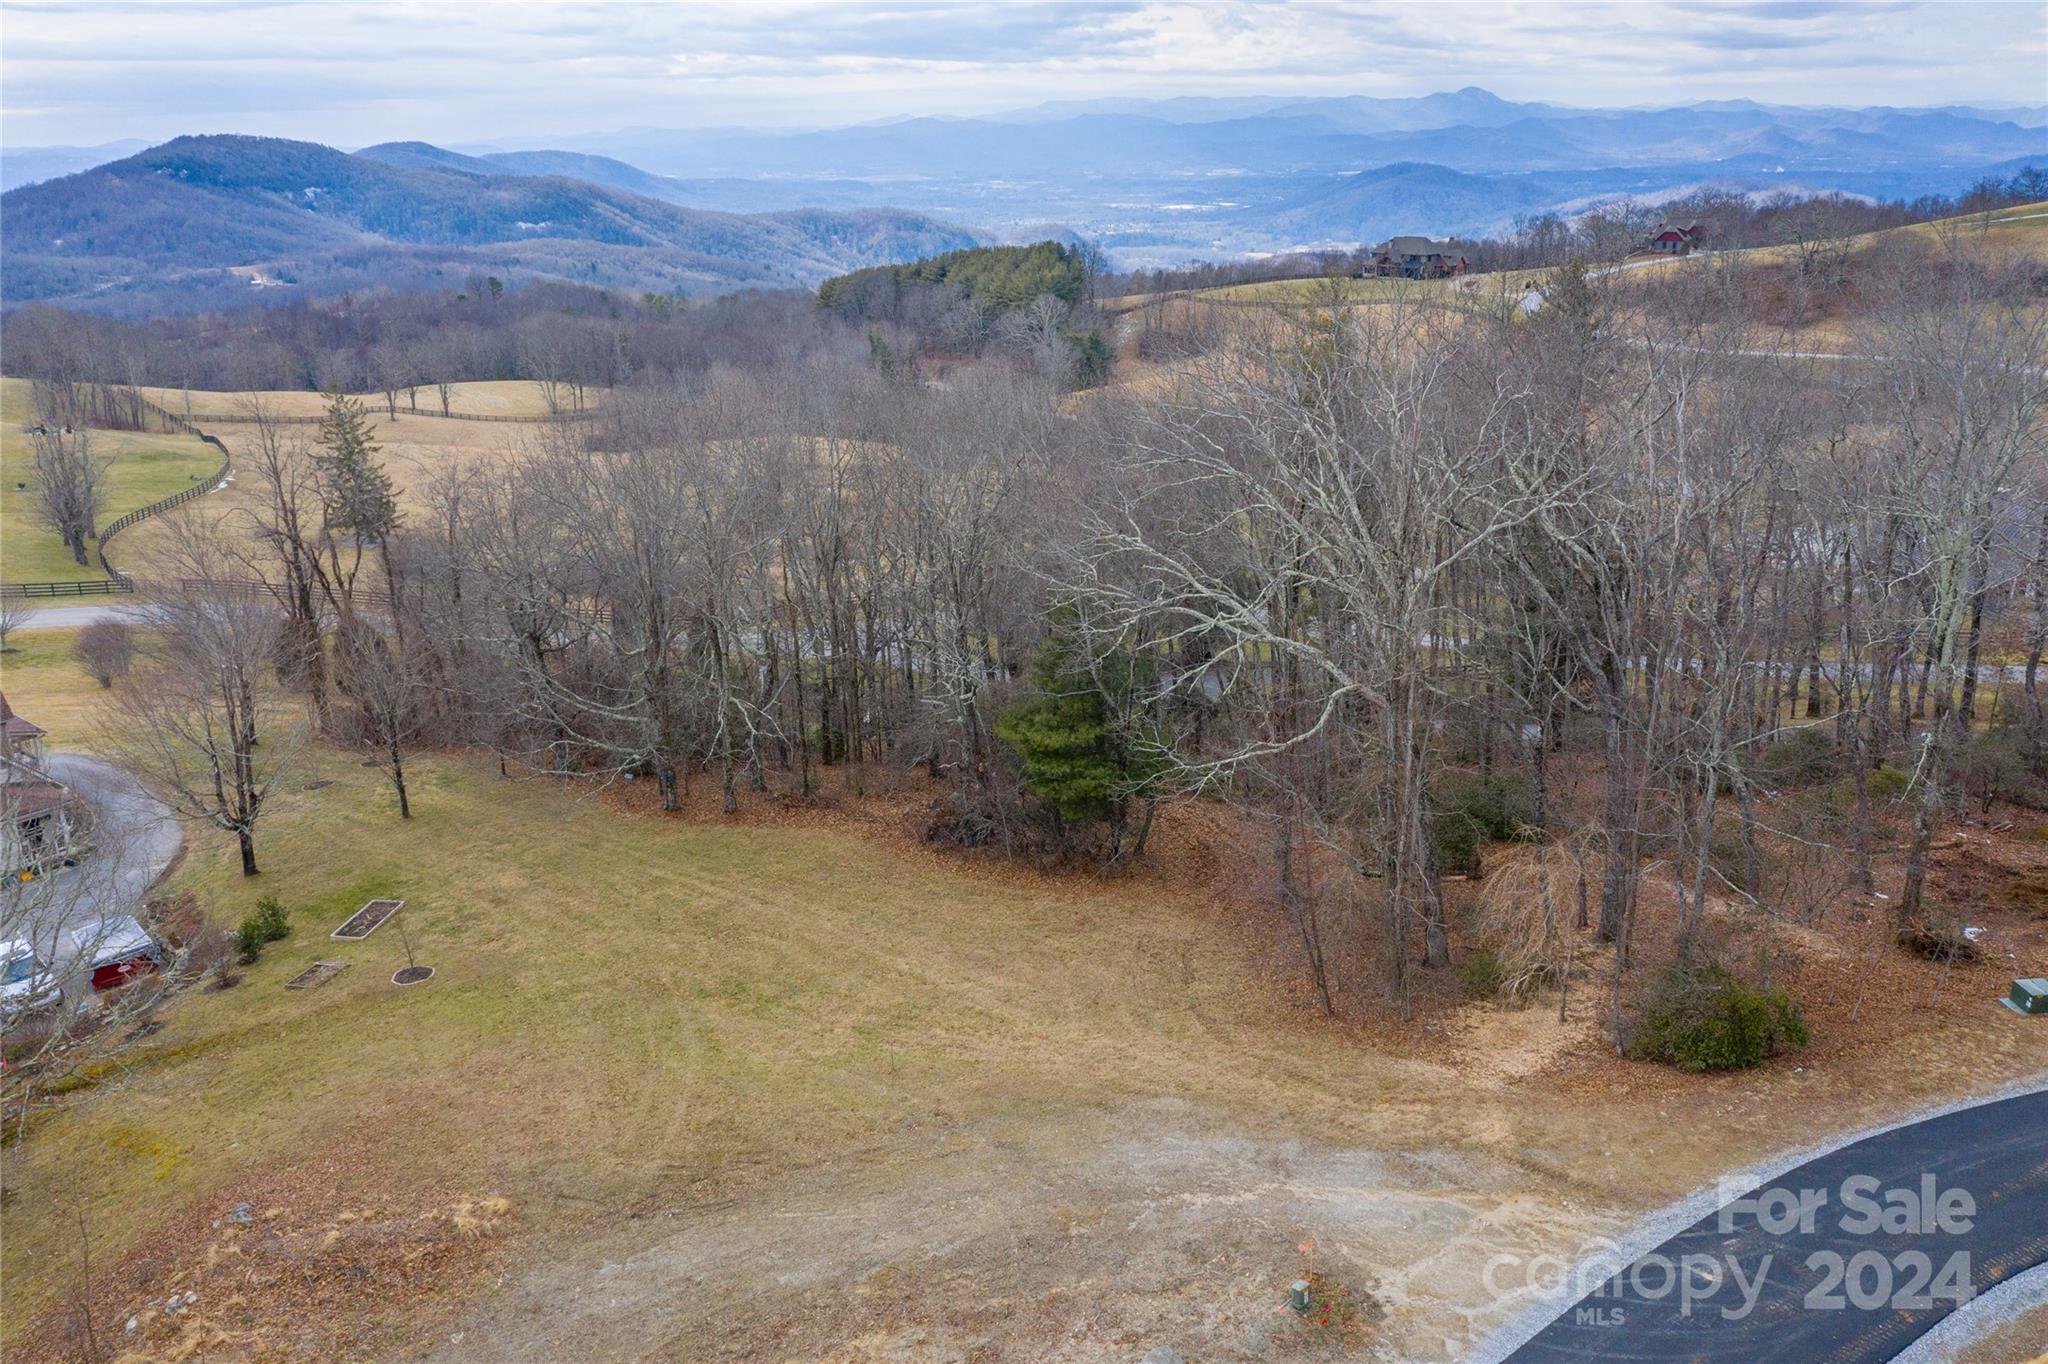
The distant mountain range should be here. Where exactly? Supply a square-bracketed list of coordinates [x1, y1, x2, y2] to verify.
[0, 135, 982, 313]
[3, 88, 2043, 312]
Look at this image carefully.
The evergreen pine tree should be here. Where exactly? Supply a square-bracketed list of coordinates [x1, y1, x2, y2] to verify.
[315, 390, 398, 542]
[996, 610, 1160, 827]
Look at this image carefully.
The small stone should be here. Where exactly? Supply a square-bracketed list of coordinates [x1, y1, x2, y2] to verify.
[1142, 1350, 1185, 1364]
[125, 1317, 138, 1335]
[227, 1203, 253, 1224]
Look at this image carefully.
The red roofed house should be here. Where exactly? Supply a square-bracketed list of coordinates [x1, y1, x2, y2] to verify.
[2, 694, 83, 878]
[1644, 223, 1707, 256]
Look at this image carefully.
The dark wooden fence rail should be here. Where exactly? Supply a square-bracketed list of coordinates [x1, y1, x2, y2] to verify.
[7, 390, 592, 600]
[2, 579, 136, 599]
[166, 405, 596, 426]
[3, 402, 232, 599]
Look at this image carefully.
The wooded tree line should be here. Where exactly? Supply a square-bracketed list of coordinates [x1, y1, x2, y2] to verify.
[1107, 165, 2048, 296]
[107, 232, 2047, 1047]
[3, 243, 1120, 412]
[0, 284, 858, 405]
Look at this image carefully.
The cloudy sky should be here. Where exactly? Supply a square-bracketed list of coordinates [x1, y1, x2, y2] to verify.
[3, 0, 2044, 149]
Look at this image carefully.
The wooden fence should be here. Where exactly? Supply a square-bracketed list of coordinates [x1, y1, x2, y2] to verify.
[162, 405, 597, 426]
[3, 406, 232, 599]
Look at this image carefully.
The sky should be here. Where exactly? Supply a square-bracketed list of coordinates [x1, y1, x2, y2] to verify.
[2, 0, 2045, 149]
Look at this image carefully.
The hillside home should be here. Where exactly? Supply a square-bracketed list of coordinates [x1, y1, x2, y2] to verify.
[1644, 223, 1707, 255]
[2, 694, 83, 878]
[1367, 236, 1471, 279]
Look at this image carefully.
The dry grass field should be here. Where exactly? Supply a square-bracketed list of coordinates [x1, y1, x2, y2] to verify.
[0, 378, 224, 583]
[2, 629, 2044, 1362]
[110, 385, 577, 580]
[136, 379, 578, 422]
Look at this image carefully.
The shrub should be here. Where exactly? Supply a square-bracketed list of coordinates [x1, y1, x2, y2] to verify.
[1459, 950, 1507, 1000]
[1629, 960, 1810, 1072]
[235, 898, 291, 964]
[251, 896, 291, 943]
[234, 920, 266, 966]
[1753, 727, 1838, 789]
[1957, 731, 2048, 812]
[71, 619, 136, 688]
[1824, 762, 1909, 813]
[1433, 773, 1537, 876]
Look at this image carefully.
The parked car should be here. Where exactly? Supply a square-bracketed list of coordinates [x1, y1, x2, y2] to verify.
[1, 939, 61, 1022]
[67, 916, 162, 994]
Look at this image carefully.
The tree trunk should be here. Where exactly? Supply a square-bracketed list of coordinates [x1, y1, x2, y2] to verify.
[391, 737, 411, 819]
[237, 828, 259, 877]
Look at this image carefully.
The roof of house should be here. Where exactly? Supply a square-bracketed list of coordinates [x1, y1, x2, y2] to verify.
[0, 694, 45, 740]
[1386, 235, 1453, 256]
[2, 772, 76, 818]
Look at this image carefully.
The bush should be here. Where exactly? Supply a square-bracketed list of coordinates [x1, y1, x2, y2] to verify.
[250, 896, 291, 943]
[1753, 727, 1838, 789]
[1823, 762, 1909, 813]
[234, 920, 266, 966]
[1629, 960, 1809, 1072]
[1957, 731, 2048, 812]
[1459, 950, 1507, 1000]
[1434, 773, 1537, 876]
[235, 897, 291, 964]
[71, 619, 136, 688]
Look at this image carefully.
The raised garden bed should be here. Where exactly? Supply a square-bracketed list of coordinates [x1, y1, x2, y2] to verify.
[284, 961, 350, 990]
[331, 899, 403, 941]
[392, 965, 435, 986]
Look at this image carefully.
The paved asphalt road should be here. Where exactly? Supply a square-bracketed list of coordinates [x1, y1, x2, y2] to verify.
[10, 602, 163, 630]
[7, 753, 182, 1000]
[1503, 1088, 2048, 1363]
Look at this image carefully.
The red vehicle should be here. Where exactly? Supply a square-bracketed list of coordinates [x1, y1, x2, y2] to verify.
[67, 917, 162, 993]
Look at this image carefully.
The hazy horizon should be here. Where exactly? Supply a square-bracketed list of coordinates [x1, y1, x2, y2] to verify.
[4, 0, 2045, 150]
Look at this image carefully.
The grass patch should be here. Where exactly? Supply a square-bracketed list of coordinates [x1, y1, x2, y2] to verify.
[0, 738, 1459, 1340]
[0, 627, 105, 747]
[0, 378, 224, 583]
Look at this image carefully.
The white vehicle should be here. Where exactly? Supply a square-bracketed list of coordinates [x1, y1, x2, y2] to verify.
[1, 939, 61, 1023]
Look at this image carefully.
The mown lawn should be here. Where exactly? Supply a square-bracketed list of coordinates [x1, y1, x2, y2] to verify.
[0, 627, 104, 746]
[0, 378, 224, 583]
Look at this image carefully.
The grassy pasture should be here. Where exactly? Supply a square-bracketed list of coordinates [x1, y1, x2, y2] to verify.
[1106, 202, 2048, 327]
[136, 379, 579, 422]
[115, 388, 564, 577]
[0, 378, 224, 584]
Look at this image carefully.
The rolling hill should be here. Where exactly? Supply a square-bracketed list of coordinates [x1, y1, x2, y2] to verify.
[1, 135, 982, 314]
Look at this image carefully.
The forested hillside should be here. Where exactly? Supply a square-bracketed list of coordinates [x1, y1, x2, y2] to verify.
[0, 136, 982, 314]
[819, 241, 1107, 384]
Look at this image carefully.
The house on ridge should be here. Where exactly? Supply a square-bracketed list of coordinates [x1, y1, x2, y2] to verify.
[1365, 236, 1471, 280]
[1643, 223, 1707, 256]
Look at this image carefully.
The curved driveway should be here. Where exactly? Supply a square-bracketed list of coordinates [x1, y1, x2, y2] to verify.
[7, 753, 182, 997]
[1502, 1088, 2048, 1363]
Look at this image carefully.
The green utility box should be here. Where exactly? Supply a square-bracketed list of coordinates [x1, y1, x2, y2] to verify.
[2005, 979, 2048, 1016]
